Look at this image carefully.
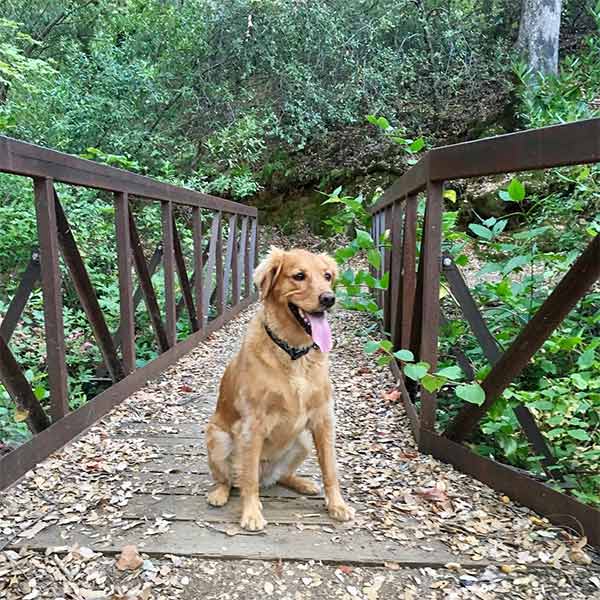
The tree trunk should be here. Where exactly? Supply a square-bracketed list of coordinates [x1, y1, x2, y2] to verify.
[518, 0, 562, 74]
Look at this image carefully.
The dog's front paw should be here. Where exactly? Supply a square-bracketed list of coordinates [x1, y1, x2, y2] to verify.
[328, 502, 355, 522]
[207, 484, 230, 507]
[240, 508, 267, 531]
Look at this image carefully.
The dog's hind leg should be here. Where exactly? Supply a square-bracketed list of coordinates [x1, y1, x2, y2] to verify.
[275, 431, 320, 496]
[206, 421, 233, 506]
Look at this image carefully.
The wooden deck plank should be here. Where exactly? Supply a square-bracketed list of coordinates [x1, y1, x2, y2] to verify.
[130, 472, 323, 498]
[111, 422, 203, 437]
[123, 494, 333, 524]
[9, 521, 472, 567]
[140, 456, 320, 475]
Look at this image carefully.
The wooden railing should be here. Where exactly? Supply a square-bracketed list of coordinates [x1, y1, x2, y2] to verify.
[0, 135, 258, 488]
[369, 118, 600, 545]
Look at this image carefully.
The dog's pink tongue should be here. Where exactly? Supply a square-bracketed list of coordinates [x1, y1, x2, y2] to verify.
[307, 312, 332, 353]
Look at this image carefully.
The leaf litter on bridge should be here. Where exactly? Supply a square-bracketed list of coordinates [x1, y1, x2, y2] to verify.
[1, 226, 599, 599]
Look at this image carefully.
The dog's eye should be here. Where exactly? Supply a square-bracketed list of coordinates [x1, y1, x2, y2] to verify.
[324, 272, 332, 281]
[292, 272, 305, 281]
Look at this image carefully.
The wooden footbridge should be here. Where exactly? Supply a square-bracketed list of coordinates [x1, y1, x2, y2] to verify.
[0, 120, 599, 597]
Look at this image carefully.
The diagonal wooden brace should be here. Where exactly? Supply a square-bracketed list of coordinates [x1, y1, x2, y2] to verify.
[0, 334, 50, 434]
[441, 253, 557, 470]
[0, 250, 40, 344]
[129, 211, 170, 353]
[54, 189, 125, 382]
[446, 234, 600, 442]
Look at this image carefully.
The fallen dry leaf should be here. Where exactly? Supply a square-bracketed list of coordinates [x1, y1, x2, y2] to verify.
[569, 536, 592, 565]
[382, 389, 401, 402]
[116, 545, 143, 571]
[414, 486, 449, 504]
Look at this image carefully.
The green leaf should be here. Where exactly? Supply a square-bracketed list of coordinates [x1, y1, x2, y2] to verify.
[567, 429, 590, 441]
[507, 178, 526, 202]
[443, 189, 457, 203]
[364, 341, 380, 354]
[379, 340, 393, 353]
[362, 273, 377, 287]
[393, 349, 414, 362]
[492, 219, 507, 236]
[571, 373, 588, 390]
[421, 374, 446, 393]
[513, 226, 550, 240]
[456, 383, 485, 406]
[355, 229, 373, 249]
[375, 272, 389, 290]
[367, 249, 381, 269]
[503, 255, 529, 274]
[547, 427, 565, 439]
[377, 354, 392, 366]
[577, 349, 596, 369]
[500, 436, 519, 457]
[334, 247, 357, 263]
[435, 365, 463, 381]
[341, 269, 354, 284]
[366, 114, 390, 131]
[404, 361, 430, 381]
[468, 224, 493, 240]
[408, 137, 425, 153]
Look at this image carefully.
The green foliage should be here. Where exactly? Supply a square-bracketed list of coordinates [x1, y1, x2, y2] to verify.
[439, 176, 599, 506]
[323, 115, 485, 430]
[0, 0, 512, 195]
[366, 114, 427, 163]
[515, 4, 600, 129]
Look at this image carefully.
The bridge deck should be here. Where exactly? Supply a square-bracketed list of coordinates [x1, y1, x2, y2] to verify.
[1, 306, 598, 598]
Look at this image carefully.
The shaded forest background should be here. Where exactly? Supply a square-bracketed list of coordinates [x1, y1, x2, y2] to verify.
[1, 1, 597, 211]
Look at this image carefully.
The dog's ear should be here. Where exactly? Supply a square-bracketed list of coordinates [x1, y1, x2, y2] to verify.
[320, 253, 338, 284]
[254, 246, 286, 300]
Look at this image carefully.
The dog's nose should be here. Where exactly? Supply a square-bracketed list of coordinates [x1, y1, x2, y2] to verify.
[319, 292, 336, 309]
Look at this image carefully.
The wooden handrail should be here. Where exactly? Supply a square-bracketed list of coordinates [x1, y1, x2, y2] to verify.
[369, 118, 600, 214]
[0, 136, 259, 490]
[370, 117, 600, 544]
[0, 135, 257, 217]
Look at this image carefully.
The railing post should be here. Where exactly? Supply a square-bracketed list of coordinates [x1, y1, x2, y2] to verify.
[203, 212, 221, 321]
[249, 216, 258, 285]
[401, 195, 417, 351]
[383, 204, 393, 334]
[418, 181, 443, 432]
[223, 214, 238, 306]
[192, 207, 204, 329]
[231, 218, 240, 306]
[115, 192, 135, 374]
[162, 200, 176, 347]
[238, 216, 249, 299]
[34, 177, 69, 421]
[389, 201, 403, 350]
[215, 213, 224, 316]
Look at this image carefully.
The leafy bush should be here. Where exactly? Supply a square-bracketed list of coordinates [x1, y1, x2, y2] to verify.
[1, 1, 513, 192]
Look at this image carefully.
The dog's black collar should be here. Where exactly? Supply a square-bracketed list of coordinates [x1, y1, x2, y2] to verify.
[264, 323, 318, 360]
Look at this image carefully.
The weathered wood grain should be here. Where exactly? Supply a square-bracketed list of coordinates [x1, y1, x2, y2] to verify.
[10, 521, 473, 567]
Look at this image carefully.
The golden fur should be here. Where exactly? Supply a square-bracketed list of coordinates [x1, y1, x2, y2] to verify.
[205, 247, 355, 530]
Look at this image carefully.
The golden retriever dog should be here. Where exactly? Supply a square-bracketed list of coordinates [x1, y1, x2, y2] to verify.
[205, 247, 355, 530]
